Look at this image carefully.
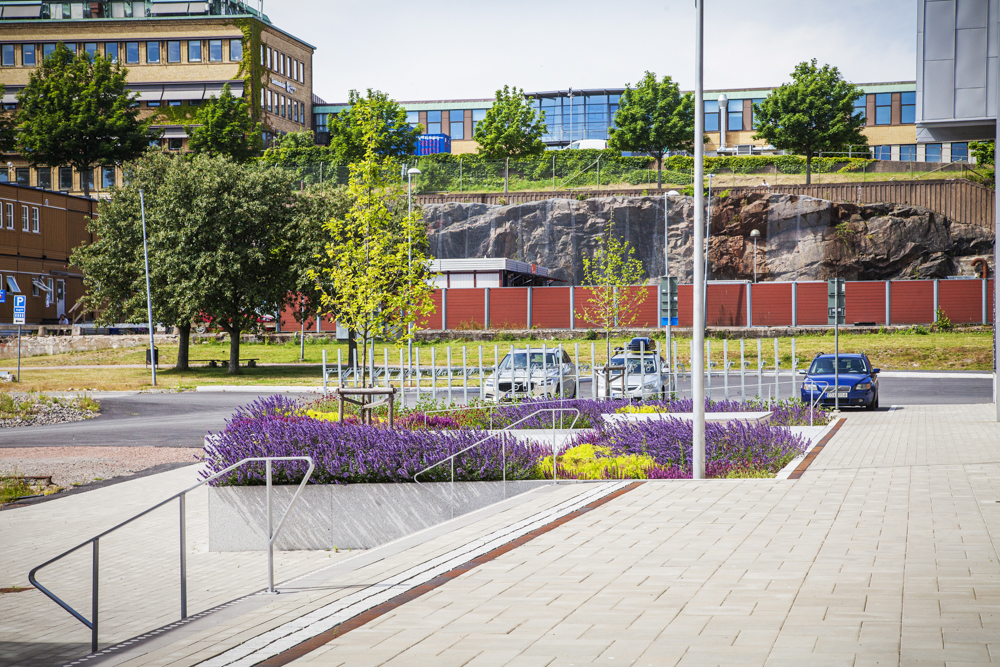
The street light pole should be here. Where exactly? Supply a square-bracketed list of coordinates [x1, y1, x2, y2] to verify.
[692, 0, 706, 480]
[750, 229, 760, 283]
[704, 173, 713, 327]
[407, 167, 421, 387]
[139, 190, 156, 387]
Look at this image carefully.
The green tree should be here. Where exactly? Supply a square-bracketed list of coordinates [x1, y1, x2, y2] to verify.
[327, 89, 420, 163]
[752, 59, 867, 184]
[312, 104, 435, 386]
[0, 85, 15, 154]
[187, 83, 262, 162]
[608, 72, 696, 189]
[576, 218, 647, 364]
[474, 85, 547, 161]
[16, 43, 154, 197]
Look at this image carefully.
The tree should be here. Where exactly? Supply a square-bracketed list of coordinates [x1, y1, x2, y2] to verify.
[0, 85, 15, 154]
[608, 72, 695, 189]
[474, 85, 547, 161]
[576, 218, 647, 364]
[187, 83, 262, 162]
[753, 59, 867, 184]
[312, 103, 435, 387]
[17, 43, 154, 197]
[327, 89, 420, 163]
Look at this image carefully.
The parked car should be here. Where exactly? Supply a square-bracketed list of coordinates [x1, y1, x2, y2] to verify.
[565, 139, 607, 150]
[596, 344, 669, 400]
[483, 348, 577, 401]
[799, 353, 880, 410]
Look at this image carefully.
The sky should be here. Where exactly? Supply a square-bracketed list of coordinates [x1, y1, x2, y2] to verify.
[262, 0, 917, 104]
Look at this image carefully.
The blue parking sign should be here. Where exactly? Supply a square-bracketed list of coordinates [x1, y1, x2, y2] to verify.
[13, 295, 26, 325]
[0, 289, 5, 303]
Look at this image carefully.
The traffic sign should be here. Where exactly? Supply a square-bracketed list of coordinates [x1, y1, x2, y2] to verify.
[659, 276, 678, 326]
[827, 278, 845, 325]
[0, 289, 6, 303]
[13, 295, 25, 325]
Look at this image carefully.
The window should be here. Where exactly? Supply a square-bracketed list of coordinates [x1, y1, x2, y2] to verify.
[43, 43, 56, 59]
[315, 113, 328, 132]
[406, 111, 419, 130]
[3, 203, 10, 230]
[899, 145, 916, 162]
[64, 43, 76, 54]
[951, 142, 969, 162]
[450, 117, 465, 140]
[80, 168, 94, 193]
[36, 168, 51, 190]
[427, 110, 442, 134]
[31, 279, 38, 297]
[187, 40, 201, 62]
[21, 206, 28, 232]
[874, 93, 891, 125]
[168, 138, 182, 151]
[900, 92, 916, 124]
[84, 43, 99, 59]
[266, 89, 272, 113]
[23, 44, 35, 66]
[102, 167, 116, 189]
[188, 99, 200, 106]
[925, 143, 942, 162]
[0, 204, 3, 228]
[146, 41, 160, 64]
[472, 109, 488, 134]
[58, 167, 73, 191]
[31, 207, 38, 233]
[126, 42, 139, 64]
[279, 53, 285, 75]
[260, 44, 265, 66]
[229, 39, 242, 62]
[872, 145, 891, 160]
[281, 95, 286, 118]
[727, 99, 743, 132]
[209, 40, 222, 62]
[167, 41, 181, 63]
[267, 47, 272, 70]
[105, 42, 118, 63]
[853, 94, 866, 122]
[15, 168, 29, 186]
[147, 101, 160, 107]
[1, 45, 13, 67]
[704, 100, 719, 132]
[6, 276, 18, 293]
[168, 100, 182, 107]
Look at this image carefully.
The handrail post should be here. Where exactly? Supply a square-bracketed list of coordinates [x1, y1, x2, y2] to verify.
[179, 494, 187, 619]
[266, 459, 274, 593]
[91, 539, 99, 654]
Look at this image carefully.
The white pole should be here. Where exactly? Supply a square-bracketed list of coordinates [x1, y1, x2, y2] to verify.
[692, 0, 706, 479]
[322, 348, 327, 393]
[740, 338, 745, 402]
[773, 338, 779, 404]
[139, 190, 156, 387]
[757, 338, 763, 399]
[723, 339, 728, 401]
[462, 346, 468, 405]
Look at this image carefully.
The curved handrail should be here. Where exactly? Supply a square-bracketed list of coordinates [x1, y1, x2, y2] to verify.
[413, 407, 580, 516]
[28, 455, 315, 654]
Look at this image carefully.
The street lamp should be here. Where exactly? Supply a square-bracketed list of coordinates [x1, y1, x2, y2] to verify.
[692, 0, 706, 479]
[750, 229, 760, 283]
[406, 168, 421, 384]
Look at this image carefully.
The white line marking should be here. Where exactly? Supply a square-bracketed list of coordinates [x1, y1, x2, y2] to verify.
[877, 372, 992, 379]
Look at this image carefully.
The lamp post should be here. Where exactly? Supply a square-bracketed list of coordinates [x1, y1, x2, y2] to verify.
[139, 190, 156, 387]
[750, 229, 760, 283]
[718, 93, 728, 151]
[692, 0, 706, 480]
[407, 167, 421, 386]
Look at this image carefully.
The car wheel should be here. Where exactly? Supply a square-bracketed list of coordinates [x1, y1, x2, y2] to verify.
[866, 394, 878, 411]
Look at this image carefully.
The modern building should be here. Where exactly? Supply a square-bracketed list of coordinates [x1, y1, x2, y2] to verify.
[0, 0, 314, 196]
[317, 81, 972, 163]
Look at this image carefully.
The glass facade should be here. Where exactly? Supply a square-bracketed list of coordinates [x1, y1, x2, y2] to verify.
[925, 144, 941, 162]
[450, 119, 464, 140]
[899, 145, 916, 162]
[951, 142, 968, 162]
[531, 92, 620, 144]
[472, 109, 487, 135]
[873, 145, 891, 160]
[406, 111, 419, 130]
[426, 110, 441, 134]
[23, 44, 35, 66]
[854, 95, 866, 121]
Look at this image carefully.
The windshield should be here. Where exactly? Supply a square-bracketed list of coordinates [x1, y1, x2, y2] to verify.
[499, 352, 561, 371]
[610, 356, 659, 374]
[808, 357, 868, 374]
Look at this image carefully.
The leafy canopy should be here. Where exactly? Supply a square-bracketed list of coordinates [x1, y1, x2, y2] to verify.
[327, 89, 420, 163]
[187, 83, 262, 162]
[0, 85, 15, 154]
[753, 59, 867, 183]
[473, 85, 547, 161]
[16, 43, 154, 196]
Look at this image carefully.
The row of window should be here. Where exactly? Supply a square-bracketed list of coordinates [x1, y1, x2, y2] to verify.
[0, 39, 241, 67]
[402, 110, 489, 140]
[44, 1, 148, 19]
[0, 203, 41, 234]
[854, 92, 916, 125]
[704, 98, 765, 133]
[534, 95, 620, 143]
[5, 166, 117, 191]
[262, 90, 305, 124]
[261, 45, 305, 84]
[871, 142, 968, 162]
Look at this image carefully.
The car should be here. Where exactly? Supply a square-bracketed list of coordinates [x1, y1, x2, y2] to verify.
[483, 348, 577, 401]
[799, 353, 880, 410]
[565, 139, 607, 150]
[596, 346, 669, 400]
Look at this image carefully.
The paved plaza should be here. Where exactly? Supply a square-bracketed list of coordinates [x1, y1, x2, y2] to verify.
[4, 403, 1000, 666]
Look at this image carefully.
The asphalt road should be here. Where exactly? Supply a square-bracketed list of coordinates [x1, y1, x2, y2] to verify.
[0, 371, 992, 448]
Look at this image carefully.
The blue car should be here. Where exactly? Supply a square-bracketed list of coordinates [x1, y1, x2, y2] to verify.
[800, 353, 880, 410]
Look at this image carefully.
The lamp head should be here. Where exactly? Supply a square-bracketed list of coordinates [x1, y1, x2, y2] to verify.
[718, 93, 728, 106]
[666, 190, 680, 196]
[407, 168, 421, 175]
[750, 229, 761, 238]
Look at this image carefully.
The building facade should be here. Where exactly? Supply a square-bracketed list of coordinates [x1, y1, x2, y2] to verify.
[0, 0, 314, 196]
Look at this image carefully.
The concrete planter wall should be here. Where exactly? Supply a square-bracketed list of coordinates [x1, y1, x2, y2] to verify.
[208, 480, 551, 551]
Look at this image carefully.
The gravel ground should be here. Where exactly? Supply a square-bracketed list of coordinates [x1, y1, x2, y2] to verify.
[0, 447, 203, 487]
[0, 392, 99, 428]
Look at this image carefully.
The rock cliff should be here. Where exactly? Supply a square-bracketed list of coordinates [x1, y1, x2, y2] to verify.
[423, 193, 994, 284]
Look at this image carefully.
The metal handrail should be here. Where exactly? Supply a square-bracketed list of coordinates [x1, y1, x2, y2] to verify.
[413, 407, 581, 516]
[28, 455, 315, 654]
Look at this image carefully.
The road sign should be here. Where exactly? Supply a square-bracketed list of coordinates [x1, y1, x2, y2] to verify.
[13, 295, 25, 325]
[659, 276, 678, 326]
[827, 278, 845, 325]
[0, 289, 6, 303]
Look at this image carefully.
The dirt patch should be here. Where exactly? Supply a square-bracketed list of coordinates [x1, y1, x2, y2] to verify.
[0, 446, 203, 488]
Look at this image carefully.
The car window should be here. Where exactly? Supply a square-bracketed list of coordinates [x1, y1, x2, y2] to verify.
[809, 357, 868, 374]
[625, 359, 657, 374]
[499, 352, 560, 370]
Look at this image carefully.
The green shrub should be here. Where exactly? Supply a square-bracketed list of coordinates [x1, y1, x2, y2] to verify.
[934, 309, 953, 332]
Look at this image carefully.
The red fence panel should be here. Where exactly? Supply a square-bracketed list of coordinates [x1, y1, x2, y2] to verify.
[939, 280, 982, 324]
[489, 287, 528, 329]
[417, 290, 443, 330]
[678, 284, 693, 327]
[846, 281, 886, 325]
[751, 283, 792, 326]
[890, 280, 934, 324]
[706, 283, 746, 327]
[796, 282, 828, 326]
[446, 288, 485, 330]
[628, 286, 659, 327]
[532, 287, 571, 329]
[989, 279, 995, 323]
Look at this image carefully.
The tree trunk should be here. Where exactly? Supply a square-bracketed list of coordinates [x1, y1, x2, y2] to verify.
[80, 169, 91, 198]
[175, 322, 190, 371]
[805, 153, 812, 185]
[227, 325, 241, 375]
[656, 154, 663, 190]
[347, 328, 357, 377]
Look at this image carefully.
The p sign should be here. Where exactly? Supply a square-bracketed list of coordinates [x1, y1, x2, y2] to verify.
[13, 295, 26, 325]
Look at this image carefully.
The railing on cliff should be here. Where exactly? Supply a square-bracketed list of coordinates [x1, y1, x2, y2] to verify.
[415, 179, 995, 229]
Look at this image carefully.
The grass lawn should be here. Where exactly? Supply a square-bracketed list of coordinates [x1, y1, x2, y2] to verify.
[0, 329, 990, 392]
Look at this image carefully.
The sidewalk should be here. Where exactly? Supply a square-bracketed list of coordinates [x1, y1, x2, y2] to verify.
[4, 404, 1000, 667]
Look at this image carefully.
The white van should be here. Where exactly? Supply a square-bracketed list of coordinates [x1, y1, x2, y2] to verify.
[565, 139, 607, 150]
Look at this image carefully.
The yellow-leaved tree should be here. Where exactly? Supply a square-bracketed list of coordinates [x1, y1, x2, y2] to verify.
[311, 103, 435, 387]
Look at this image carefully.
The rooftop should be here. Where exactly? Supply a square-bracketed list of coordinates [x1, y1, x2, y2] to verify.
[0, 0, 271, 22]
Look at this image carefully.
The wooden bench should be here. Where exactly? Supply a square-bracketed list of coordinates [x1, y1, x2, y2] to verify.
[189, 358, 259, 368]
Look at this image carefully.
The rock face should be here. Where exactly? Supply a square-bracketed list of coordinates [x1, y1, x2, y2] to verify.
[423, 193, 994, 284]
